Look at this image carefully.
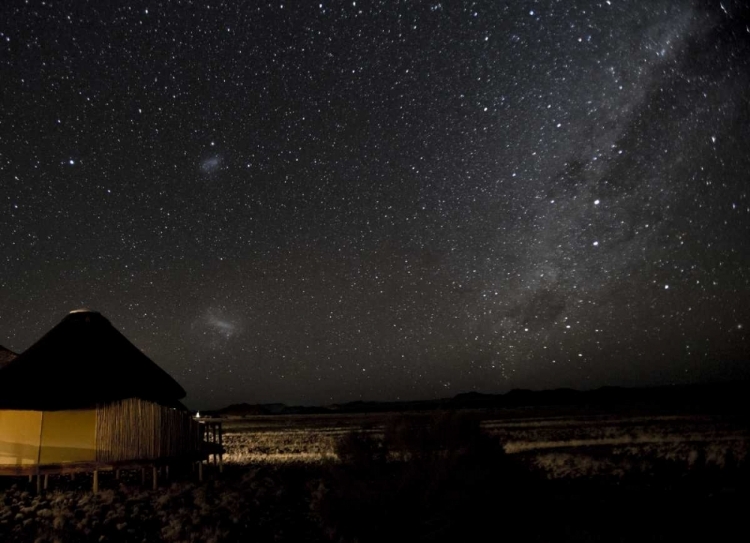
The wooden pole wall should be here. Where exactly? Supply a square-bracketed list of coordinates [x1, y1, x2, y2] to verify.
[95, 398, 202, 463]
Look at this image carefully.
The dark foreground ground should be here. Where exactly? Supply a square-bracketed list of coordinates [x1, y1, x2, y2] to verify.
[1, 409, 748, 542]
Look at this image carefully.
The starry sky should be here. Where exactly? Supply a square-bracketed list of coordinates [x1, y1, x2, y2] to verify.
[1, 1, 749, 409]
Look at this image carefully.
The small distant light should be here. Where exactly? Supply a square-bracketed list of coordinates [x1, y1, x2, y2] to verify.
[594, 199, 600, 205]
[196, 411, 201, 418]
[664, 285, 669, 290]
[69, 159, 75, 165]
[529, 10, 534, 15]
[593, 241, 599, 246]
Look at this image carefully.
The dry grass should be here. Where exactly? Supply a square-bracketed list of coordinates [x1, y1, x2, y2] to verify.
[218, 411, 749, 480]
[220, 414, 387, 465]
[484, 413, 748, 479]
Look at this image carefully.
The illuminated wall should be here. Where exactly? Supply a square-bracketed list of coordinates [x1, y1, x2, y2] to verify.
[0, 409, 96, 467]
[0, 410, 42, 466]
[0, 400, 200, 469]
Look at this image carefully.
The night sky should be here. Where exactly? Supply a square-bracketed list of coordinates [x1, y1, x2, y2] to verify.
[1, 1, 749, 409]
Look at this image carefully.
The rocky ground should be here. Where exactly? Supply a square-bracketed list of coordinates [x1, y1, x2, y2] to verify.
[0, 464, 322, 543]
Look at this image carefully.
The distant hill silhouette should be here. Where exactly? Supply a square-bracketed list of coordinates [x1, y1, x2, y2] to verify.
[200, 381, 749, 418]
[209, 402, 330, 416]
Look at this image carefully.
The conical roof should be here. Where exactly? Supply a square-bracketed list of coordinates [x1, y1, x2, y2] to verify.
[0, 310, 186, 409]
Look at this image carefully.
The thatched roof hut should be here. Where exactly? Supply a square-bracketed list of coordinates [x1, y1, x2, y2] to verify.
[0, 310, 185, 410]
[0, 311, 213, 484]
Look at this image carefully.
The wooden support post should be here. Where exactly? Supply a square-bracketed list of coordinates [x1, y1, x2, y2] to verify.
[218, 423, 224, 472]
[71, 472, 76, 481]
[198, 461, 203, 482]
[152, 466, 158, 490]
[141, 468, 146, 485]
[43, 474, 49, 490]
[93, 470, 99, 493]
[115, 469, 120, 480]
[165, 465, 170, 479]
[28, 474, 33, 483]
[36, 474, 41, 494]
[213, 426, 217, 464]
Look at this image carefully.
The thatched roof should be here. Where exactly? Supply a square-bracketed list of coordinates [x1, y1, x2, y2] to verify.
[0, 310, 186, 410]
[0, 345, 17, 369]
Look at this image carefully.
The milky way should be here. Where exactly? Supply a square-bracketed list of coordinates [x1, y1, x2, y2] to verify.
[1, 1, 749, 408]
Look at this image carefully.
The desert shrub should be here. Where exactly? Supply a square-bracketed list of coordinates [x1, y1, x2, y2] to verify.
[315, 412, 522, 542]
[384, 411, 497, 462]
[334, 429, 387, 468]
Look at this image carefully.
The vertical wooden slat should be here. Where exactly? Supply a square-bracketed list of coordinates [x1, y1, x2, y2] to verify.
[95, 398, 203, 465]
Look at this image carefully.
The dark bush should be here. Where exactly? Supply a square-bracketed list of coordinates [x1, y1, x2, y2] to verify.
[315, 412, 523, 542]
[334, 429, 387, 469]
[384, 411, 498, 461]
